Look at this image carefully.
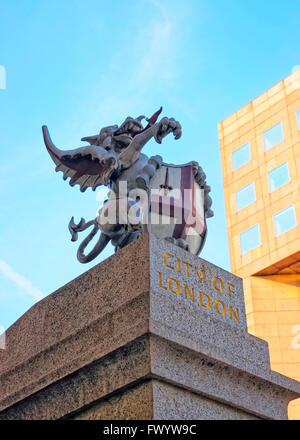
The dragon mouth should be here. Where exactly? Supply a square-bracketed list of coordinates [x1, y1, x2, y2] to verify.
[57, 151, 118, 187]
[42, 124, 119, 191]
[61, 152, 115, 175]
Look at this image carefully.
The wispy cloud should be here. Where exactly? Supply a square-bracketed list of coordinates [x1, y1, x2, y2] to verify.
[69, 0, 188, 137]
[0, 260, 44, 300]
[131, 0, 180, 85]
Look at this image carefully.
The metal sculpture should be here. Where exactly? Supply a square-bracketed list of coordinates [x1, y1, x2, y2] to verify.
[43, 108, 213, 263]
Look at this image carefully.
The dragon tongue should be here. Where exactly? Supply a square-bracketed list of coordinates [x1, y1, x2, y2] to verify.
[145, 106, 163, 127]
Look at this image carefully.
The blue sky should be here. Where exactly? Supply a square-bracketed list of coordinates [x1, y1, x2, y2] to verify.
[0, 0, 299, 330]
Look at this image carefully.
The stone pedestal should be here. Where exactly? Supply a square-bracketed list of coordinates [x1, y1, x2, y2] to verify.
[0, 234, 299, 420]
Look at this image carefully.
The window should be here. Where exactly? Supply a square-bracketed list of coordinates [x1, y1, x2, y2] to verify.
[296, 109, 300, 130]
[268, 162, 290, 192]
[240, 224, 261, 255]
[232, 143, 251, 171]
[263, 122, 284, 151]
[273, 206, 297, 236]
[236, 182, 256, 211]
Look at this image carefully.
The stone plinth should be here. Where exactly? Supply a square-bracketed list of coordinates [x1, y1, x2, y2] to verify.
[0, 234, 300, 420]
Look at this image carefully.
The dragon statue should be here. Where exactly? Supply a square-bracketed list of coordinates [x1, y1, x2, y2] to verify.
[42, 107, 213, 263]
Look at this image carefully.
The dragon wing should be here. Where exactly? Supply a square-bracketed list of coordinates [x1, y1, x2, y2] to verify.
[42, 126, 119, 192]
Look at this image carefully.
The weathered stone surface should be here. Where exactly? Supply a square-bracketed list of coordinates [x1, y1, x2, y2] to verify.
[71, 379, 260, 420]
[0, 236, 150, 410]
[0, 336, 152, 420]
[0, 234, 299, 420]
[71, 381, 154, 420]
[149, 335, 295, 420]
[152, 380, 260, 420]
[149, 290, 270, 374]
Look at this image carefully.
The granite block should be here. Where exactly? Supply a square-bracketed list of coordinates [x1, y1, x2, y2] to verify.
[0, 234, 299, 420]
[71, 379, 261, 420]
[149, 334, 297, 420]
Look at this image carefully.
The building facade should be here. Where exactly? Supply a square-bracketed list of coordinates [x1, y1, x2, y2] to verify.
[219, 69, 300, 419]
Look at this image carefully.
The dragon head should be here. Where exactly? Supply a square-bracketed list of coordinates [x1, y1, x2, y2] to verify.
[81, 107, 163, 153]
[42, 107, 164, 192]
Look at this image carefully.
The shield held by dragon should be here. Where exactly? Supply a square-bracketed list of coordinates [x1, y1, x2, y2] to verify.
[42, 107, 213, 263]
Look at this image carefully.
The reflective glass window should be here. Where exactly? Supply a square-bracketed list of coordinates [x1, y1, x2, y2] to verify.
[232, 143, 251, 170]
[268, 162, 290, 192]
[273, 206, 297, 236]
[240, 224, 261, 255]
[236, 182, 256, 211]
[263, 122, 284, 151]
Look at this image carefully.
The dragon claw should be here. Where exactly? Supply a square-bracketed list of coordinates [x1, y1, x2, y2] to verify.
[155, 117, 182, 143]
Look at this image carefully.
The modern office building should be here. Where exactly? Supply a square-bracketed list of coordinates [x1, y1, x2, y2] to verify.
[219, 69, 300, 419]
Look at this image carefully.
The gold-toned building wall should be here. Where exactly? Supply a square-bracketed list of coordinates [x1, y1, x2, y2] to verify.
[219, 70, 300, 419]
